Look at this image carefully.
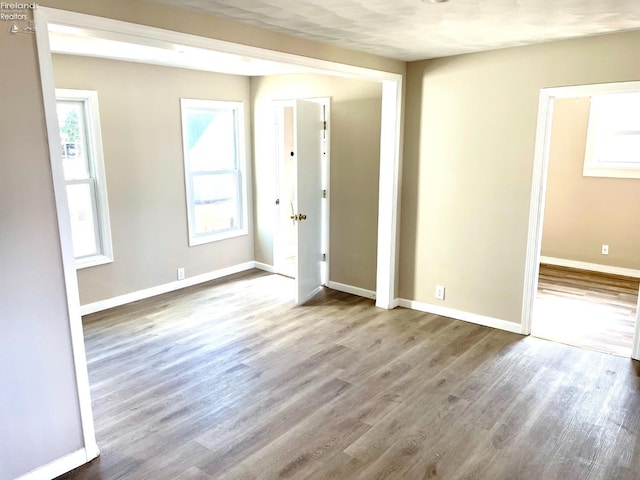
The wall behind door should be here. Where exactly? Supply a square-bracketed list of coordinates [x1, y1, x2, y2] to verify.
[252, 74, 382, 292]
[542, 97, 640, 271]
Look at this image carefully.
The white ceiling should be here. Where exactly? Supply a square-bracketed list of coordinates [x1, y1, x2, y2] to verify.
[147, 0, 640, 61]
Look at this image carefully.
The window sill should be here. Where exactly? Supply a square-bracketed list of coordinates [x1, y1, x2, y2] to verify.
[189, 228, 248, 247]
[583, 166, 640, 179]
[75, 254, 113, 270]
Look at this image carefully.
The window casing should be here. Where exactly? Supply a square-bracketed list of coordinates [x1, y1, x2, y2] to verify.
[55, 89, 113, 269]
[180, 99, 248, 245]
[583, 92, 640, 179]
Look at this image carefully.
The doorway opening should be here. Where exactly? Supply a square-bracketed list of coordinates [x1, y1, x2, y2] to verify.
[274, 103, 297, 279]
[523, 81, 640, 359]
[273, 99, 330, 290]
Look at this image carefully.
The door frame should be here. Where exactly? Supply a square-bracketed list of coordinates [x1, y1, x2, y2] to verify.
[34, 6, 404, 465]
[272, 98, 331, 286]
[522, 80, 640, 360]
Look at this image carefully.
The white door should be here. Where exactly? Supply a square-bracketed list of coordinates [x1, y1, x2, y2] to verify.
[294, 99, 324, 304]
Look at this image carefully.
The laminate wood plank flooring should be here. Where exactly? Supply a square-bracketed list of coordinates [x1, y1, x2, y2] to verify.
[58, 269, 640, 480]
[533, 264, 639, 357]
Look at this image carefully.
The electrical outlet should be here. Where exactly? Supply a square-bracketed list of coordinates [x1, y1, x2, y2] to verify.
[177, 267, 185, 280]
[435, 285, 446, 300]
[602, 245, 609, 255]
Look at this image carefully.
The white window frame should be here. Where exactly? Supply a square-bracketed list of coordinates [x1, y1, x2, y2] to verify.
[583, 92, 640, 179]
[180, 99, 248, 246]
[56, 88, 113, 269]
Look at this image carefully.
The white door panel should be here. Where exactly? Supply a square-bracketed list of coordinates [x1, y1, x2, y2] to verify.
[295, 100, 323, 305]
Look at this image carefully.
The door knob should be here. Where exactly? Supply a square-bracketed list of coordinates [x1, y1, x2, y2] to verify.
[299, 214, 307, 220]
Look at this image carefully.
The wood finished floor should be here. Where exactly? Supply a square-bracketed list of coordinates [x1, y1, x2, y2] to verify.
[58, 270, 640, 480]
[534, 264, 639, 357]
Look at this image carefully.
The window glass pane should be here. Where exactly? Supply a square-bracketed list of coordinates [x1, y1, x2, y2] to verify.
[192, 173, 239, 235]
[56, 101, 90, 180]
[593, 93, 640, 131]
[186, 108, 236, 172]
[599, 133, 640, 165]
[66, 183, 98, 258]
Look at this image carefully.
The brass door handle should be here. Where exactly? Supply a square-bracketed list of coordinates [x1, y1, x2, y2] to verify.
[299, 214, 307, 220]
[290, 214, 299, 221]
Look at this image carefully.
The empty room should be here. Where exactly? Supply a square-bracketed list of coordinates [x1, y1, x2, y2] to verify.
[3, 1, 640, 480]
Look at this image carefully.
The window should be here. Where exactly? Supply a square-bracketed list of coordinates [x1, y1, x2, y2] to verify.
[55, 89, 113, 268]
[180, 99, 247, 245]
[583, 92, 640, 179]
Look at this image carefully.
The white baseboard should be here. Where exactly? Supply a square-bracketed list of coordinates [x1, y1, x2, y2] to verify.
[80, 261, 256, 315]
[326, 281, 376, 300]
[16, 448, 91, 480]
[254, 262, 276, 273]
[540, 256, 640, 279]
[397, 298, 523, 335]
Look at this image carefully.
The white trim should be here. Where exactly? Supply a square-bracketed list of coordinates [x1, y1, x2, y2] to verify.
[521, 91, 555, 336]
[255, 261, 276, 273]
[16, 449, 90, 480]
[540, 256, 640, 279]
[326, 281, 376, 300]
[316, 98, 331, 287]
[34, 9, 100, 463]
[80, 262, 256, 315]
[398, 299, 523, 335]
[75, 254, 113, 270]
[376, 80, 403, 309]
[632, 285, 640, 360]
[523, 80, 640, 338]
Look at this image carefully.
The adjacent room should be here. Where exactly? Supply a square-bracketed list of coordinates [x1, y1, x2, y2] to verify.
[533, 93, 640, 357]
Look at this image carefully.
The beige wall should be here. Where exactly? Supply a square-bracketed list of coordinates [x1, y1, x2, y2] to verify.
[401, 30, 640, 324]
[0, 35, 83, 479]
[53, 54, 254, 305]
[542, 97, 640, 270]
[251, 74, 382, 291]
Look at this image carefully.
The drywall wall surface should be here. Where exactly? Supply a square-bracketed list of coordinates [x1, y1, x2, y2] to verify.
[542, 97, 640, 270]
[251, 74, 382, 291]
[40, 0, 405, 75]
[401, 29, 640, 324]
[0, 35, 84, 480]
[53, 54, 254, 305]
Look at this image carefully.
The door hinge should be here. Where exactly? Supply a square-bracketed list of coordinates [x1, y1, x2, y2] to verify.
[323, 120, 327, 130]
[322, 189, 327, 198]
[322, 253, 327, 261]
